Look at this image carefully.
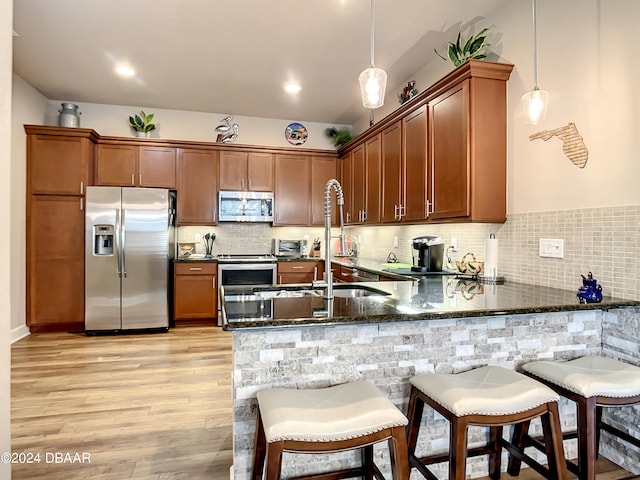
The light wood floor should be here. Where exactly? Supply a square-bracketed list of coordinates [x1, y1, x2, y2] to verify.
[11, 326, 233, 480]
[11, 326, 634, 480]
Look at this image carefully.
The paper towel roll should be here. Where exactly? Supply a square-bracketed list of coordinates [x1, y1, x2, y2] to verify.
[485, 234, 499, 279]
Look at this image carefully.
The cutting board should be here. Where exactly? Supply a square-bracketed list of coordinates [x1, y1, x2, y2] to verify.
[380, 263, 412, 269]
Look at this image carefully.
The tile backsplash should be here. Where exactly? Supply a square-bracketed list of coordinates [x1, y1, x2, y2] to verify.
[179, 204, 640, 301]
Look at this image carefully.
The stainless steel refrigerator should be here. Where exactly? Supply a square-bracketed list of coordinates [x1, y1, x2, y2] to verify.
[85, 187, 174, 333]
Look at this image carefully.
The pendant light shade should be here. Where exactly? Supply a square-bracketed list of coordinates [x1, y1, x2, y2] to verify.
[359, 0, 386, 109]
[359, 67, 387, 109]
[521, 0, 548, 124]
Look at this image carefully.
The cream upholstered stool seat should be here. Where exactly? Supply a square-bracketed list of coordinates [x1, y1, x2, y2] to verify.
[251, 381, 410, 480]
[512, 356, 640, 480]
[406, 365, 567, 480]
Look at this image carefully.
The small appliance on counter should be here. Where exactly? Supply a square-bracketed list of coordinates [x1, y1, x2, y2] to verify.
[411, 236, 445, 272]
[273, 238, 308, 258]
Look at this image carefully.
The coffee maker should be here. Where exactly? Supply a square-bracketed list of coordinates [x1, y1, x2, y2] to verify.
[411, 236, 444, 272]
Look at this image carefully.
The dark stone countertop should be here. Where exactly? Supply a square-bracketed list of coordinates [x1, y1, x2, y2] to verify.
[174, 255, 217, 262]
[221, 277, 640, 330]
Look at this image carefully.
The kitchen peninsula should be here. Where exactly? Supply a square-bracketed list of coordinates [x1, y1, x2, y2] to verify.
[224, 280, 640, 479]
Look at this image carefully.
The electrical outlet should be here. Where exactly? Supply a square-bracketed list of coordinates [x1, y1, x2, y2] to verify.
[393, 237, 399, 248]
[451, 237, 458, 250]
[539, 238, 564, 258]
[195, 233, 201, 243]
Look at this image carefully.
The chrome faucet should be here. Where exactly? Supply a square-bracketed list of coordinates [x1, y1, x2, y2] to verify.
[320, 179, 346, 300]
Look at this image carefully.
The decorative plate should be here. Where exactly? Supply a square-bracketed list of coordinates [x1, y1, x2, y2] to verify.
[285, 122, 308, 145]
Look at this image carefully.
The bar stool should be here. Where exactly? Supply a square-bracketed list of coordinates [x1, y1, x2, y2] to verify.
[251, 380, 410, 480]
[406, 365, 567, 480]
[513, 355, 640, 480]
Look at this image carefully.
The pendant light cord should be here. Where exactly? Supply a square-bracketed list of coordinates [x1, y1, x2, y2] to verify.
[369, 0, 375, 68]
[532, 0, 538, 88]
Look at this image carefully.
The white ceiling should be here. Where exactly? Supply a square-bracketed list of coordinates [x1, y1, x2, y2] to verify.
[12, 0, 510, 125]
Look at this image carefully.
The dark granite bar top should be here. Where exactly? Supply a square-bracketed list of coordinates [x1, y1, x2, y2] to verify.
[221, 277, 640, 330]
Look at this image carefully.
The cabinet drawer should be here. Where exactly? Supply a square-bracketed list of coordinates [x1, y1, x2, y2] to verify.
[174, 263, 217, 275]
[278, 261, 317, 273]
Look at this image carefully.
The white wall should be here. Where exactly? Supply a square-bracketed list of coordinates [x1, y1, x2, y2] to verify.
[1, 0, 13, 476]
[44, 101, 347, 151]
[354, 0, 640, 214]
[11, 75, 48, 335]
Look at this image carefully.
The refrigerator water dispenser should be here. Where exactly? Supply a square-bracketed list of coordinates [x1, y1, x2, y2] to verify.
[94, 225, 114, 255]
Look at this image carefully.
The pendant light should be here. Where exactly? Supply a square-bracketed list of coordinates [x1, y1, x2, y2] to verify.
[359, 0, 387, 109]
[521, 0, 549, 124]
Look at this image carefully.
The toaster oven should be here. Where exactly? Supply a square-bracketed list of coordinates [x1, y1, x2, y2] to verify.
[272, 238, 308, 258]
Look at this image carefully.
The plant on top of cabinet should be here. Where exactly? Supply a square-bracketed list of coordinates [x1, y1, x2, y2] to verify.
[434, 28, 490, 67]
[128, 110, 156, 137]
[324, 126, 353, 147]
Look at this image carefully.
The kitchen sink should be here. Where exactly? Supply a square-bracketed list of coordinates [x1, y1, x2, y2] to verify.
[252, 285, 390, 299]
[330, 285, 391, 298]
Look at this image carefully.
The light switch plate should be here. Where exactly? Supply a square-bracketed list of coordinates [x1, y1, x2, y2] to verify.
[539, 238, 564, 258]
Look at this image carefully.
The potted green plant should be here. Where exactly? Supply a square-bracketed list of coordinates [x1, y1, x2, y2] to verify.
[128, 110, 156, 137]
[435, 28, 490, 67]
[324, 126, 353, 147]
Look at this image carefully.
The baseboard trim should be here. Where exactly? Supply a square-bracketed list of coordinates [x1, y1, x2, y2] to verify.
[11, 324, 30, 344]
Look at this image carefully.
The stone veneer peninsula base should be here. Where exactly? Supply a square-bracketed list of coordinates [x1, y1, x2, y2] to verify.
[229, 307, 640, 479]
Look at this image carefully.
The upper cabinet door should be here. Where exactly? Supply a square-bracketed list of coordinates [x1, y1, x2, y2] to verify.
[219, 151, 247, 190]
[402, 106, 428, 222]
[28, 134, 93, 195]
[429, 81, 469, 220]
[96, 144, 138, 186]
[138, 146, 176, 188]
[274, 154, 310, 226]
[177, 148, 218, 225]
[219, 151, 274, 191]
[364, 134, 382, 224]
[351, 145, 365, 224]
[380, 122, 402, 223]
[246, 152, 274, 191]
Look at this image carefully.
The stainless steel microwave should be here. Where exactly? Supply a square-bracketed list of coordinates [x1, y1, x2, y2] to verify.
[218, 191, 274, 222]
[273, 238, 308, 258]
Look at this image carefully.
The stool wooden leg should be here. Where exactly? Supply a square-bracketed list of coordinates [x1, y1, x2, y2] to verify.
[450, 416, 469, 480]
[264, 441, 284, 480]
[361, 444, 375, 480]
[576, 396, 597, 480]
[251, 410, 267, 480]
[389, 425, 410, 480]
[506, 420, 531, 475]
[406, 386, 425, 457]
[595, 405, 603, 459]
[541, 402, 567, 480]
[488, 426, 503, 480]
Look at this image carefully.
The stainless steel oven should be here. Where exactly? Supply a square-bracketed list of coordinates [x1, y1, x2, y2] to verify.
[217, 254, 277, 325]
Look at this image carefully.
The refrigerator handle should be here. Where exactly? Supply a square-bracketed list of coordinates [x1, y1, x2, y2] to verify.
[122, 209, 127, 278]
[115, 208, 122, 277]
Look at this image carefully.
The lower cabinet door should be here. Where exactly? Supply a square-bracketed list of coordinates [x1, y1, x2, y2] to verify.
[174, 264, 217, 321]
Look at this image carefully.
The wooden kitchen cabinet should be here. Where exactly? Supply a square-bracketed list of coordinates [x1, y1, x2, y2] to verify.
[310, 156, 337, 226]
[277, 261, 322, 284]
[219, 150, 273, 191]
[26, 127, 96, 195]
[428, 74, 508, 222]
[337, 60, 512, 224]
[274, 154, 310, 225]
[173, 263, 217, 322]
[25, 126, 96, 331]
[350, 145, 366, 224]
[402, 105, 429, 222]
[339, 150, 354, 225]
[96, 144, 176, 188]
[364, 134, 382, 224]
[381, 121, 403, 223]
[27, 195, 85, 330]
[177, 148, 218, 225]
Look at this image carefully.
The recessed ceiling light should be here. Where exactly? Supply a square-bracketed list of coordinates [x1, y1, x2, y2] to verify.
[284, 82, 302, 94]
[115, 64, 135, 77]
